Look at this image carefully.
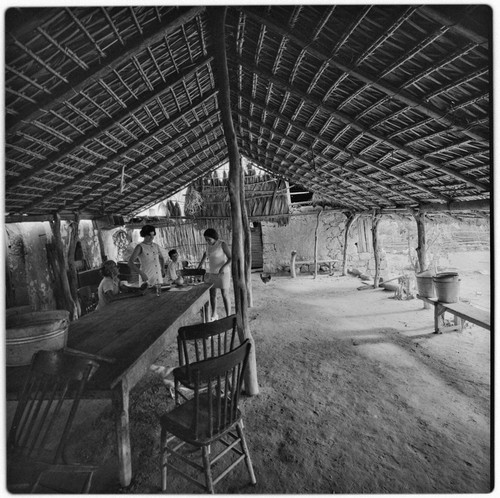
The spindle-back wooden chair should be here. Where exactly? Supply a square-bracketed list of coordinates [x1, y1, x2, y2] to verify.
[175, 314, 239, 404]
[160, 340, 256, 493]
[7, 350, 99, 493]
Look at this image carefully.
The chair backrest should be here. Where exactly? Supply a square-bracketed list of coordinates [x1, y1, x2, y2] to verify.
[177, 314, 238, 370]
[174, 340, 251, 440]
[77, 286, 98, 315]
[8, 350, 99, 465]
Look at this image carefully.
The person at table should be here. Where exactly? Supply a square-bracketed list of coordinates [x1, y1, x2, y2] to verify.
[128, 224, 165, 287]
[197, 228, 231, 321]
[96, 260, 146, 311]
[165, 249, 184, 286]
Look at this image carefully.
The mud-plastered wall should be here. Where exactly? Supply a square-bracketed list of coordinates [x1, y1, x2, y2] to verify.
[5, 220, 102, 310]
[260, 211, 386, 276]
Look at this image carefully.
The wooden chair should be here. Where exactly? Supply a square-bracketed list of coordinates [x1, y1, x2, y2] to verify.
[7, 350, 100, 493]
[160, 340, 256, 493]
[175, 314, 239, 404]
[77, 286, 98, 315]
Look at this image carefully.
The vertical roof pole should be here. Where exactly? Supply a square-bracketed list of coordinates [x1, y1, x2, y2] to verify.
[208, 6, 259, 395]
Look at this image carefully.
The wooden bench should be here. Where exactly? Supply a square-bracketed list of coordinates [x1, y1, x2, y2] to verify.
[417, 294, 490, 334]
[291, 259, 339, 276]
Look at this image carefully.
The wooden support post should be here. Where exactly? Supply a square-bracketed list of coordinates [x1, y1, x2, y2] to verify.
[241, 167, 253, 308]
[371, 214, 382, 289]
[413, 210, 428, 273]
[291, 251, 297, 278]
[113, 381, 132, 487]
[209, 7, 258, 395]
[342, 212, 356, 276]
[48, 213, 79, 320]
[413, 209, 430, 308]
[67, 213, 81, 317]
[313, 209, 322, 279]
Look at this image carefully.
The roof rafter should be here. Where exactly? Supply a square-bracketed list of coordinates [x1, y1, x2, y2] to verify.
[76, 128, 225, 213]
[237, 111, 395, 207]
[237, 57, 486, 193]
[8, 55, 214, 190]
[6, 6, 206, 137]
[241, 6, 489, 144]
[22, 91, 219, 213]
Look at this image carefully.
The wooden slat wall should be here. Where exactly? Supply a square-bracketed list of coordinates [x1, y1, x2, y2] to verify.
[155, 220, 232, 267]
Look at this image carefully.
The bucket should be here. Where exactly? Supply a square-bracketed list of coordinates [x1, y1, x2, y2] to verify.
[433, 272, 460, 303]
[6, 310, 70, 367]
[416, 271, 435, 298]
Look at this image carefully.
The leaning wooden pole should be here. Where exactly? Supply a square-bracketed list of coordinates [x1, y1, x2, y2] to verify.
[413, 210, 430, 309]
[67, 212, 81, 318]
[342, 212, 356, 276]
[413, 210, 427, 273]
[371, 214, 382, 289]
[49, 213, 79, 320]
[209, 6, 258, 395]
[313, 209, 322, 279]
[241, 166, 253, 308]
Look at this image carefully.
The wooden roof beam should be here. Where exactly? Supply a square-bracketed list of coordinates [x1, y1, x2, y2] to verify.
[6, 6, 205, 137]
[237, 96, 420, 205]
[239, 145, 369, 211]
[76, 133, 226, 213]
[237, 111, 395, 207]
[21, 93, 219, 214]
[131, 151, 229, 216]
[418, 6, 489, 46]
[240, 7, 489, 145]
[419, 199, 490, 213]
[7, 54, 213, 191]
[238, 59, 486, 194]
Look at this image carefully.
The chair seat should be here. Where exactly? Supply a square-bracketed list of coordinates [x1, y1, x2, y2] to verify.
[161, 393, 242, 446]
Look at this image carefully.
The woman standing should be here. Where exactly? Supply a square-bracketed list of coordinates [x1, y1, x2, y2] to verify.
[198, 228, 231, 320]
[128, 224, 165, 286]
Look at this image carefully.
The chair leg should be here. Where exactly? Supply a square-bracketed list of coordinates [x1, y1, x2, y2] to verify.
[160, 427, 168, 492]
[237, 421, 256, 485]
[201, 446, 214, 494]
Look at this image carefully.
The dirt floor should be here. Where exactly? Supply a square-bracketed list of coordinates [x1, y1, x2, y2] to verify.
[8, 251, 491, 494]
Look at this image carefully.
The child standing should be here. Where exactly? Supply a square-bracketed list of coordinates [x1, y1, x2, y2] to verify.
[165, 249, 184, 286]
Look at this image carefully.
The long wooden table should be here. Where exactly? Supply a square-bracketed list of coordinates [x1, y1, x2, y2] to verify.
[6, 283, 211, 487]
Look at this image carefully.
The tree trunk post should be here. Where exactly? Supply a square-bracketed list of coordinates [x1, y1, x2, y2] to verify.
[413, 210, 431, 308]
[241, 166, 253, 308]
[209, 6, 258, 395]
[49, 213, 79, 320]
[342, 212, 356, 276]
[313, 209, 322, 279]
[67, 213, 81, 317]
[371, 214, 382, 289]
[413, 210, 427, 273]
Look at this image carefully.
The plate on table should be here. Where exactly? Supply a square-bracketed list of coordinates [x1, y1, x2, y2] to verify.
[122, 282, 142, 290]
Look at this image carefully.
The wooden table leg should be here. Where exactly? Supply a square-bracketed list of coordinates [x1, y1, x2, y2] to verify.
[434, 303, 447, 334]
[113, 380, 132, 487]
[203, 300, 209, 322]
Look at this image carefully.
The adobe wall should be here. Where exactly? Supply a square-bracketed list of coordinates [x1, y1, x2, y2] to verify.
[5, 220, 102, 311]
[261, 210, 386, 275]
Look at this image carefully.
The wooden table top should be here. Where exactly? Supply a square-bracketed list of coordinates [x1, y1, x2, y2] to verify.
[7, 283, 211, 395]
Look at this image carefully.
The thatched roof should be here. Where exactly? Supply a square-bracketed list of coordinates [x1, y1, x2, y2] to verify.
[5, 5, 491, 222]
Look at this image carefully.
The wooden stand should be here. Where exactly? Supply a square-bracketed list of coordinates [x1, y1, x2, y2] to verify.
[417, 294, 490, 334]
